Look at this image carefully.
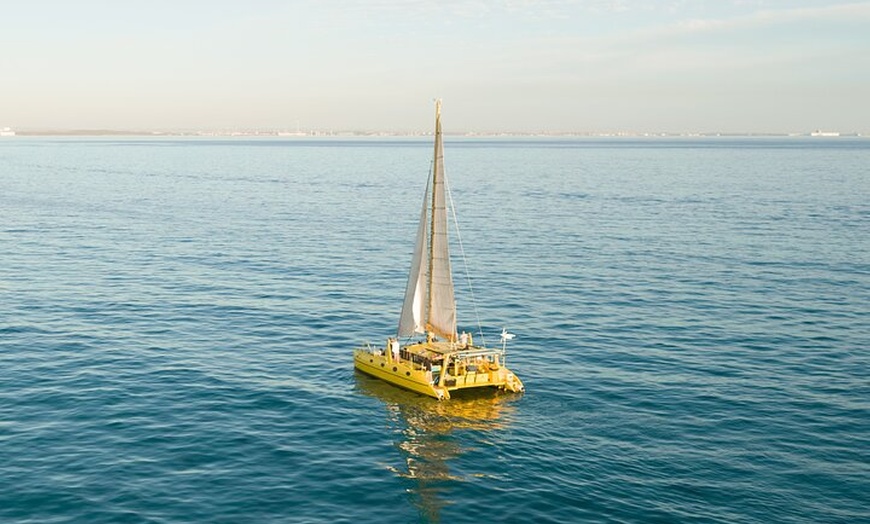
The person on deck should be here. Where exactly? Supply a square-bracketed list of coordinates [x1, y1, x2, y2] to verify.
[390, 338, 399, 362]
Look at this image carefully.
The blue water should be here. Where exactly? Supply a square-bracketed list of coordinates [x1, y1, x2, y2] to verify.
[1, 136, 868, 523]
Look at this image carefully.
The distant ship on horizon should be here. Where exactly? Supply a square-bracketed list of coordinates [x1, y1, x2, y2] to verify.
[0, 127, 15, 137]
[810, 130, 840, 137]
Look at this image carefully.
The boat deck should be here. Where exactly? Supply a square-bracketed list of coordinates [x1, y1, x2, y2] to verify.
[399, 341, 505, 372]
[403, 340, 504, 357]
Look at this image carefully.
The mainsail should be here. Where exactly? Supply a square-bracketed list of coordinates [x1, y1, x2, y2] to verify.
[397, 101, 457, 341]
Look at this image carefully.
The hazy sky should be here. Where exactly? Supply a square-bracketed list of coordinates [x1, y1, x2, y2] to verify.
[2, 0, 868, 133]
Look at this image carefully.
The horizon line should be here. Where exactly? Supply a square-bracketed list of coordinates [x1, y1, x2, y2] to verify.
[2, 128, 865, 138]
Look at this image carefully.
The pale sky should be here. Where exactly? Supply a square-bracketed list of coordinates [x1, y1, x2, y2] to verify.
[2, 0, 868, 133]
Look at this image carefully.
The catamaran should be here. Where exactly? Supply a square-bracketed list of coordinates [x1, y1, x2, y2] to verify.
[353, 101, 524, 400]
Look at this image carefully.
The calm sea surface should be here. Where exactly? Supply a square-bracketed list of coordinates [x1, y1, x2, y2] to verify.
[1, 136, 868, 523]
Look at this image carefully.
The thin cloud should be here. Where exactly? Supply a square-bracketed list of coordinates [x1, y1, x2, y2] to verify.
[666, 2, 870, 37]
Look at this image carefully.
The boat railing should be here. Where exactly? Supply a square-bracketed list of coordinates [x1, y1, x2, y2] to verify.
[359, 342, 382, 355]
[450, 347, 506, 360]
[399, 349, 431, 369]
[399, 346, 506, 369]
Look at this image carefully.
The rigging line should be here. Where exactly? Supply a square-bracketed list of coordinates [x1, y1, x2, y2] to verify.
[444, 172, 487, 349]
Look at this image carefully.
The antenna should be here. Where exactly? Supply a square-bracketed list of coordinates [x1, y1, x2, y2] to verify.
[500, 328, 515, 352]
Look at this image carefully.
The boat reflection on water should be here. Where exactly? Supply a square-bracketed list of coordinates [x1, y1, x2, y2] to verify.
[354, 370, 519, 522]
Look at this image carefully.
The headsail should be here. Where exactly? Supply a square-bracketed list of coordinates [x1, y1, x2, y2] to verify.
[397, 177, 430, 336]
[397, 100, 457, 340]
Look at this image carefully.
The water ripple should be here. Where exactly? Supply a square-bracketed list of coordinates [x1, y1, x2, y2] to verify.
[2, 137, 868, 523]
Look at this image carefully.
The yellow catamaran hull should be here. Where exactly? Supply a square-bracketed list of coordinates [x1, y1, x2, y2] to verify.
[354, 340, 524, 400]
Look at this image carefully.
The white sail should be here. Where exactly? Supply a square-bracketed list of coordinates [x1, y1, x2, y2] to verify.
[397, 101, 457, 341]
[397, 177, 430, 337]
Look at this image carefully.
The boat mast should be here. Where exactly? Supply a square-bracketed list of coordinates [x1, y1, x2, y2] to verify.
[426, 100, 441, 335]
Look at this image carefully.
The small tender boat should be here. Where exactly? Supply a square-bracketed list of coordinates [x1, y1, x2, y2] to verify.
[354, 101, 524, 400]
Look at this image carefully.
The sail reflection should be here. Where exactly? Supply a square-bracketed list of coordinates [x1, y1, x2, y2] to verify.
[354, 371, 518, 522]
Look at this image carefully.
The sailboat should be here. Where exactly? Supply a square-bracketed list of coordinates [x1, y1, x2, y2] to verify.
[353, 101, 524, 400]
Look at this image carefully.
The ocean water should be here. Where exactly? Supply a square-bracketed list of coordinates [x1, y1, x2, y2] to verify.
[1, 136, 868, 523]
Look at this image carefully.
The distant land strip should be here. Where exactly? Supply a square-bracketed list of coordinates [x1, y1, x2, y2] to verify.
[5, 129, 867, 138]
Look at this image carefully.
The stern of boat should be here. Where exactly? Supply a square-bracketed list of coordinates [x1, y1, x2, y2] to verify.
[500, 368, 524, 393]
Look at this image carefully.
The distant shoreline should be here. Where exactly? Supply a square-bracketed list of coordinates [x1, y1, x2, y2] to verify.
[5, 129, 866, 138]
